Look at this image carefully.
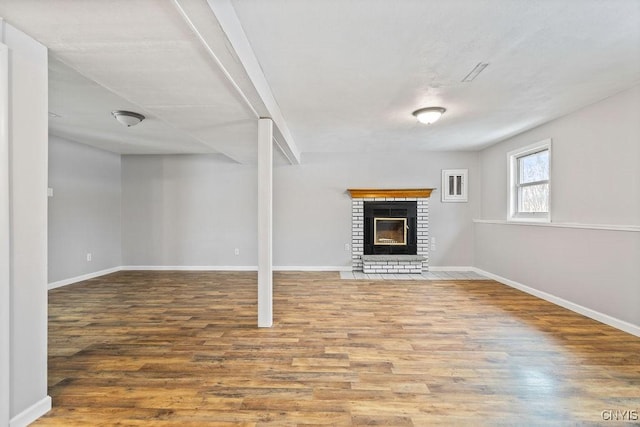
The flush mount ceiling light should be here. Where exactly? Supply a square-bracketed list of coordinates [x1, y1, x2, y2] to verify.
[412, 107, 446, 125]
[112, 110, 145, 127]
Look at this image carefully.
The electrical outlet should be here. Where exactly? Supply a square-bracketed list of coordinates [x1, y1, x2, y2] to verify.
[234, 248, 240, 256]
[86, 253, 92, 262]
[344, 243, 350, 251]
[47, 187, 54, 197]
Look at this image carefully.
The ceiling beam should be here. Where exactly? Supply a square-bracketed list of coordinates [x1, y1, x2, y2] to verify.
[204, 0, 301, 165]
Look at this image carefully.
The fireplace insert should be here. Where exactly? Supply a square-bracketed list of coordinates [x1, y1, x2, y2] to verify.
[364, 201, 417, 255]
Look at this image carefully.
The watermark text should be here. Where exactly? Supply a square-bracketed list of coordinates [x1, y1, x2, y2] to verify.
[601, 409, 638, 421]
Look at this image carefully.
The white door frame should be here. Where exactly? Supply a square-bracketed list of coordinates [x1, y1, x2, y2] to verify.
[0, 41, 11, 425]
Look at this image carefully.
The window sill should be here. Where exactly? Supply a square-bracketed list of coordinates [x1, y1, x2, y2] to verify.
[508, 216, 550, 224]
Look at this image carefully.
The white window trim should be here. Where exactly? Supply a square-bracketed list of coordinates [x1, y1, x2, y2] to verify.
[507, 139, 551, 223]
[441, 169, 468, 202]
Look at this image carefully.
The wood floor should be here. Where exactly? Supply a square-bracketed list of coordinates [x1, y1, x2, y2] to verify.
[37, 271, 640, 426]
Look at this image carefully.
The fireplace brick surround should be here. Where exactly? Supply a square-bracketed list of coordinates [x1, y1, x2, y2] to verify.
[348, 189, 432, 273]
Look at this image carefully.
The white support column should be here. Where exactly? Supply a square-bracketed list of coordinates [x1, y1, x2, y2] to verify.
[257, 118, 273, 327]
[0, 41, 10, 427]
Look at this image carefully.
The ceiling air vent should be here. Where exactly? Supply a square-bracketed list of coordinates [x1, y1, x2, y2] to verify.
[462, 62, 489, 82]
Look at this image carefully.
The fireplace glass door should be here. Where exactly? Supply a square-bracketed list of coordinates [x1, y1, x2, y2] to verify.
[374, 218, 407, 246]
[364, 201, 417, 255]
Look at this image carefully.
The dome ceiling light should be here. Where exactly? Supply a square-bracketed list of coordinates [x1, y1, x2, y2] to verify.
[412, 107, 446, 125]
[112, 110, 145, 127]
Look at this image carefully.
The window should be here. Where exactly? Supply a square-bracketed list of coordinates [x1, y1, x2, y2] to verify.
[442, 169, 468, 202]
[508, 139, 551, 222]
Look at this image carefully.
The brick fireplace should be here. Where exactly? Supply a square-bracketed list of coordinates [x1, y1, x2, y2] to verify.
[348, 188, 432, 273]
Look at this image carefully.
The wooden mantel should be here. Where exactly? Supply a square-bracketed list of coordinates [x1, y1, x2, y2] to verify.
[347, 188, 434, 199]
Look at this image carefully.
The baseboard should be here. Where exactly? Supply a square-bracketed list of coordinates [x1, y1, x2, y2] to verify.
[429, 266, 475, 272]
[274, 266, 352, 272]
[48, 266, 122, 290]
[121, 265, 258, 271]
[473, 267, 640, 338]
[121, 265, 352, 272]
[9, 395, 51, 427]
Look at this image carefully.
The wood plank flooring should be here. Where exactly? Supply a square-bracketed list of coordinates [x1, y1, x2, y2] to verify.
[37, 271, 640, 426]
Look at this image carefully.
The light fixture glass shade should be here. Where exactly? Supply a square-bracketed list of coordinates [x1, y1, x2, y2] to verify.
[412, 107, 446, 125]
[112, 110, 145, 127]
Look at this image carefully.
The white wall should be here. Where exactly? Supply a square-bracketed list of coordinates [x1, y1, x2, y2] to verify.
[48, 136, 122, 284]
[476, 85, 640, 331]
[121, 151, 479, 268]
[122, 154, 258, 267]
[275, 151, 478, 267]
[480, 85, 640, 224]
[1, 21, 50, 425]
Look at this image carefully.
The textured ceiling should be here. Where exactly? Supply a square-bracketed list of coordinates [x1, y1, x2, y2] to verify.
[232, 0, 640, 152]
[48, 57, 219, 155]
[0, 0, 266, 163]
[1, 0, 639, 160]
